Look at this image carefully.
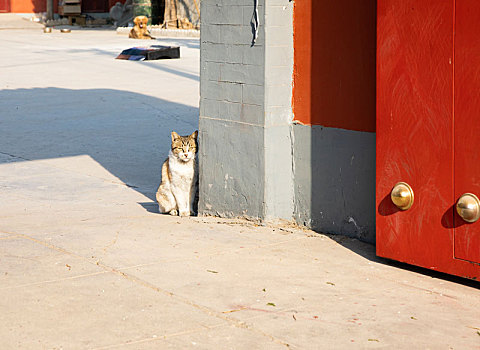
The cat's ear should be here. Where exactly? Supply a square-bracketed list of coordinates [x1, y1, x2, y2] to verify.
[190, 130, 198, 140]
[171, 131, 180, 142]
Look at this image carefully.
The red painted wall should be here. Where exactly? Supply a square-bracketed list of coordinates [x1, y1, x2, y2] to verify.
[7, 0, 122, 13]
[10, 0, 57, 13]
[293, 0, 376, 132]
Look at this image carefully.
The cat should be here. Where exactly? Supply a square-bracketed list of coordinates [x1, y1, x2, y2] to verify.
[156, 130, 198, 216]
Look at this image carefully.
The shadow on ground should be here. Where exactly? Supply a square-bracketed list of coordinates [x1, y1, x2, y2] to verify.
[326, 234, 480, 289]
[0, 87, 198, 202]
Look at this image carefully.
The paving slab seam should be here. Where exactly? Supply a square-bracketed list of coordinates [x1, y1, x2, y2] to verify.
[105, 267, 292, 349]
[0, 271, 109, 291]
[0, 213, 155, 221]
[102, 229, 121, 254]
[2, 230, 292, 348]
[281, 240, 480, 298]
[5, 229, 476, 308]
[89, 324, 226, 350]
[0, 150, 139, 189]
[235, 305, 352, 327]
[0, 227, 309, 272]
[294, 242, 480, 293]
[1, 231, 94, 258]
[0, 234, 23, 240]
[116, 235, 311, 271]
[0, 191, 41, 203]
[384, 278, 478, 297]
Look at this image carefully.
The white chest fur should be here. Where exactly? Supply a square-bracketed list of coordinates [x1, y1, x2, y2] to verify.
[168, 150, 196, 190]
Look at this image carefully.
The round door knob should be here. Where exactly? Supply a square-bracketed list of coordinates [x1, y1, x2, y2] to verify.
[456, 193, 480, 223]
[391, 182, 414, 210]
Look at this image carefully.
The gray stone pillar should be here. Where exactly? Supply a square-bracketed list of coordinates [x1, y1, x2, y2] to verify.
[47, 0, 54, 20]
[198, 0, 294, 222]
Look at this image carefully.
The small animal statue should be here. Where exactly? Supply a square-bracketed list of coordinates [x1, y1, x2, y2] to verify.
[129, 16, 154, 39]
[109, 0, 133, 27]
[156, 131, 198, 216]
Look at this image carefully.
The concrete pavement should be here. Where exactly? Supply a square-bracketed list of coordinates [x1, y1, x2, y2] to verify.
[0, 13, 45, 30]
[0, 26, 479, 349]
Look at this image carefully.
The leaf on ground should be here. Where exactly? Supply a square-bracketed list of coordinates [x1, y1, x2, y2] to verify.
[222, 307, 247, 314]
[368, 339, 380, 342]
[326, 282, 335, 286]
[267, 302, 276, 307]
[206, 270, 218, 274]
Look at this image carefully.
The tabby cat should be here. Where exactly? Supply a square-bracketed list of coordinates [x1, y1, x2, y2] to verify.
[156, 130, 198, 216]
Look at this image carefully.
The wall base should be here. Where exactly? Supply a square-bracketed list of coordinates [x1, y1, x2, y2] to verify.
[293, 124, 376, 243]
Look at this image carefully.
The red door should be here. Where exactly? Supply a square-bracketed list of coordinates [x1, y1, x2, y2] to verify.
[377, 0, 480, 280]
[0, 0, 10, 12]
[82, 0, 108, 12]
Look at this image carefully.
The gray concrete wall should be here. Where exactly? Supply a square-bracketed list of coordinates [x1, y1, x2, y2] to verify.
[199, 0, 375, 242]
[199, 0, 266, 220]
[199, 0, 294, 221]
[293, 124, 376, 243]
[263, 1, 294, 221]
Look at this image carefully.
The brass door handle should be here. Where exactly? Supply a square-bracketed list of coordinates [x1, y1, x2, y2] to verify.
[391, 182, 414, 210]
[456, 193, 480, 223]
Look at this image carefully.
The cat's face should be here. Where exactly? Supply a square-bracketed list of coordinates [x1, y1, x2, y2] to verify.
[171, 130, 198, 162]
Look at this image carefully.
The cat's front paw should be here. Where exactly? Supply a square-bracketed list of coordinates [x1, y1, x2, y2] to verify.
[169, 209, 178, 216]
[179, 210, 191, 217]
